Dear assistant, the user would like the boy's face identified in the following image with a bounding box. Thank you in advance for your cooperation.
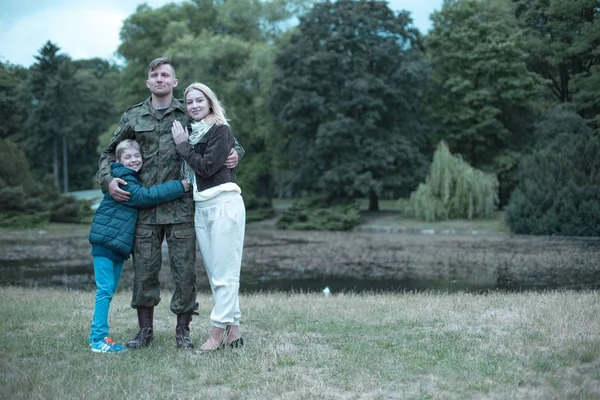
[118,148,143,172]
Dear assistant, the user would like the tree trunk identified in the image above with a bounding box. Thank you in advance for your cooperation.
[62,136,69,193]
[368,190,379,212]
[53,137,59,188]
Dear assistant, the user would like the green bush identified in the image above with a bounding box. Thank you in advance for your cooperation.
[505,131,600,236]
[0,211,50,229]
[0,186,28,212]
[242,193,275,222]
[401,141,499,221]
[276,196,361,231]
[50,195,94,223]
[0,139,93,226]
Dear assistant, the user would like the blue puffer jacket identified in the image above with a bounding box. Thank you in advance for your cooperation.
[89,162,186,261]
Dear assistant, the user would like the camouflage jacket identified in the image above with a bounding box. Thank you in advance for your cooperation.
[96,97,245,224]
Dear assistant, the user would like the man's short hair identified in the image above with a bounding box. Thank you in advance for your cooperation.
[148,57,176,77]
[115,139,141,161]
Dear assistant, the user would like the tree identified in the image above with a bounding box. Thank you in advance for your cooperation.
[401,141,499,221]
[0,139,33,189]
[505,123,600,236]
[513,0,600,121]
[270,0,429,211]
[68,59,120,190]
[26,42,74,190]
[27,43,119,191]
[0,62,28,141]
[425,0,542,206]
[117,0,308,216]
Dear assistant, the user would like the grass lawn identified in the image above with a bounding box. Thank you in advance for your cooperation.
[1,287,599,399]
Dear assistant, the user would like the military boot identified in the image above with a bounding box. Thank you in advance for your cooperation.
[126,307,154,349]
[175,312,195,349]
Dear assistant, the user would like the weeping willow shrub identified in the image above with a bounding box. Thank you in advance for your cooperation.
[401,141,499,221]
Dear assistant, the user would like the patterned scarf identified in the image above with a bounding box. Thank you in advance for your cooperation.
[180,120,215,184]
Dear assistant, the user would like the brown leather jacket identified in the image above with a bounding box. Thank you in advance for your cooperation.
[175,124,237,192]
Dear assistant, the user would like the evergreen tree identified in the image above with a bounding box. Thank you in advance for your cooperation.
[506,111,600,236]
[26,42,74,190]
[26,43,119,191]
[0,62,28,141]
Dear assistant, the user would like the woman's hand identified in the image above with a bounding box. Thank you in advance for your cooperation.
[172,121,189,145]
[181,179,190,192]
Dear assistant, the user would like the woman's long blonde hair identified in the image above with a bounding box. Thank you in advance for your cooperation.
[184,82,229,126]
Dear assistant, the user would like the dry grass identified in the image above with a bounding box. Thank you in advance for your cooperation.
[1,287,599,399]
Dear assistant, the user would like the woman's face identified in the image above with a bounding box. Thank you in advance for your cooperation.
[186,88,210,121]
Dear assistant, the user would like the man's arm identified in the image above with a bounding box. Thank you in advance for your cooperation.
[233,136,245,161]
[223,136,245,169]
[96,114,133,189]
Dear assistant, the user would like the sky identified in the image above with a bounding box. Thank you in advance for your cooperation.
[0,0,444,68]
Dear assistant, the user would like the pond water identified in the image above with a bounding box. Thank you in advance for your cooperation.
[2,227,599,294]
[1,261,595,294]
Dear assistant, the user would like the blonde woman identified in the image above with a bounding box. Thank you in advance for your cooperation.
[172,83,245,351]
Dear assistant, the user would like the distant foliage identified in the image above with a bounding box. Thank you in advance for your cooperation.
[243,193,276,222]
[505,130,600,237]
[50,195,93,224]
[401,142,499,221]
[0,138,93,228]
[276,197,362,231]
[270,0,429,211]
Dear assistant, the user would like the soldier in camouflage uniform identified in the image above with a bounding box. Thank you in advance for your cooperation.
[96,58,244,350]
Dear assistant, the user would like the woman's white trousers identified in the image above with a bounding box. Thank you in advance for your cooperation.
[194,191,245,328]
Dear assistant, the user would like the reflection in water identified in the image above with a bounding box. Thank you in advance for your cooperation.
[240,277,499,294]
[1,263,596,294]
[2,230,600,294]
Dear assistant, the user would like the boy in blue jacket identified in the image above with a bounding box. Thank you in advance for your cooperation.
[88,139,190,353]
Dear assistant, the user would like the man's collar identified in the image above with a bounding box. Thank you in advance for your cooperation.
[140,96,185,115]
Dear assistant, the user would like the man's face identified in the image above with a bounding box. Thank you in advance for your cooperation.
[146,64,178,98]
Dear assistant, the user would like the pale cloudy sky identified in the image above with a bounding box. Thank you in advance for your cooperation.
[0,0,443,68]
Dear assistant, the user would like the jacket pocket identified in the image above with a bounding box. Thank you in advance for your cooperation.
[133,124,157,155]
[171,223,196,260]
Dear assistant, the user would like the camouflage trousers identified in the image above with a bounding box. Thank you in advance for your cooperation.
[131,222,198,315]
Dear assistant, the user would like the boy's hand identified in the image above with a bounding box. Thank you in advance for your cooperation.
[108,178,130,202]
[224,149,239,169]
[181,179,190,192]
[172,121,189,145]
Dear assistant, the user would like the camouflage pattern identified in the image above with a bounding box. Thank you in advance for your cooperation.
[131,223,198,314]
[96,97,193,224]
